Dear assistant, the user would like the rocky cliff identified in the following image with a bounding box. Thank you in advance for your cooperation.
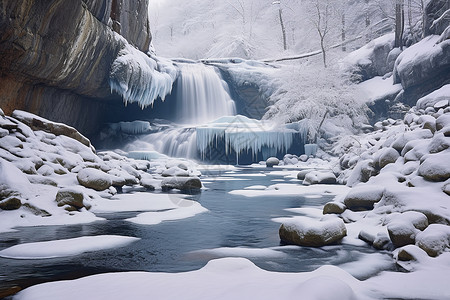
[0,0,152,137]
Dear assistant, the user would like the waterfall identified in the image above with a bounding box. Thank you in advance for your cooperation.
[175,63,236,125]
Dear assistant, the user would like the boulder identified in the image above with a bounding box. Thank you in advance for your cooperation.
[77,168,112,191]
[297,169,312,180]
[161,177,202,191]
[377,147,400,169]
[343,185,385,211]
[279,216,347,247]
[418,151,450,181]
[303,171,336,185]
[55,188,88,210]
[415,224,450,257]
[0,197,22,210]
[323,201,346,215]
[162,166,190,177]
[387,222,418,248]
[436,114,450,131]
[266,157,280,167]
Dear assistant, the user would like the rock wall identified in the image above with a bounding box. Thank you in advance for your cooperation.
[424,0,450,36]
[0,0,151,137]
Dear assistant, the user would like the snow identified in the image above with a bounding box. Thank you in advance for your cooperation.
[126,200,208,225]
[0,235,139,259]
[230,182,349,198]
[14,257,369,300]
[109,41,177,108]
[416,84,450,109]
[187,247,287,260]
[357,76,402,104]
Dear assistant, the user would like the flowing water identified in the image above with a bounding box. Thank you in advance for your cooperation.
[0,167,393,295]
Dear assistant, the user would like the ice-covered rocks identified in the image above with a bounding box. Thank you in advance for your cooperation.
[77,168,112,191]
[279,216,347,247]
[161,176,202,191]
[303,171,336,185]
[343,185,384,211]
[266,157,279,167]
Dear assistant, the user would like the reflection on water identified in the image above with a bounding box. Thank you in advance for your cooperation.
[0,168,392,294]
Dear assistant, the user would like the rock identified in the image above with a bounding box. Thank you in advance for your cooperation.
[373,233,392,250]
[378,147,400,169]
[140,173,159,191]
[0,108,4,117]
[162,166,190,177]
[0,197,22,210]
[303,171,336,185]
[161,177,202,191]
[55,188,87,210]
[343,185,385,211]
[299,154,308,162]
[12,111,93,149]
[418,115,437,133]
[283,154,298,165]
[418,151,450,181]
[37,165,54,176]
[436,114,450,131]
[27,175,58,187]
[108,169,138,186]
[0,128,8,138]
[297,169,312,180]
[387,222,418,248]
[279,216,347,247]
[444,182,450,196]
[22,203,51,217]
[415,224,450,257]
[323,202,346,214]
[266,157,280,167]
[396,245,429,263]
[77,168,112,191]
[428,132,450,153]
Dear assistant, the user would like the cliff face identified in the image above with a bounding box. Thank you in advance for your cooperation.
[0,0,151,137]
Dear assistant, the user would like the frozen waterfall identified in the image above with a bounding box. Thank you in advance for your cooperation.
[175,63,236,125]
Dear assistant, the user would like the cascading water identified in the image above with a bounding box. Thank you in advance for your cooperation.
[175,63,236,125]
[119,62,237,159]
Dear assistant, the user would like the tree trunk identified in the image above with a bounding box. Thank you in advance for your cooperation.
[279,8,287,50]
[320,36,327,68]
[342,13,346,51]
[395,0,405,49]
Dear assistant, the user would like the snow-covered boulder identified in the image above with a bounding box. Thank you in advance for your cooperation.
[418,151,450,181]
[77,168,112,191]
[415,224,450,257]
[0,197,22,210]
[55,188,90,211]
[303,171,336,185]
[297,169,312,180]
[436,113,450,131]
[0,158,32,205]
[161,176,202,191]
[140,173,159,191]
[323,201,347,215]
[375,147,400,169]
[279,216,347,247]
[12,110,92,149]
[344,185,385,211]
[266,157,280,168]
[342,33,395,82]
[161,166,190,177]
[416,85,450,110]
[393,35,450,105]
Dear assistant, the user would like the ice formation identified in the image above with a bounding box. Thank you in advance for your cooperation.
[175,62,236,125]
[110,42,178,108]
[196,115,298,161]
[109,121,152,134]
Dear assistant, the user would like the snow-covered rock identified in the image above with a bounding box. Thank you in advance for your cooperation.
[161,166,190,177]
[279,216,347,247]
[161,176,202,191]
[323,201,347,215]
[303,171,336,185]
[344,185,385,211]
[55,188,90,211]
[418,151,450,181]
[415,224,450,257]
[76,168,112,191]
[265,157,279,167]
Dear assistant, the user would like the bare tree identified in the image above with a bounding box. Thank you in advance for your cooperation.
[395,0,405,49]
[310,0,333,68]
[272,1,287,51]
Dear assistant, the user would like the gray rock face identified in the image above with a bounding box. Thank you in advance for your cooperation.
[424,0,450,36]
[0,0,151,136]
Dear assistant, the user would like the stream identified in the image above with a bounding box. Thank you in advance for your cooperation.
[0,167,394,295]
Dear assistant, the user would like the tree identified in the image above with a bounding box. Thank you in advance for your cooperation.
[395,0,405,49]
[272,1,287,51]
[309,0,333,68]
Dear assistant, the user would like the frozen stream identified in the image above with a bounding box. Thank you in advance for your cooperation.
[0,167,394,293]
